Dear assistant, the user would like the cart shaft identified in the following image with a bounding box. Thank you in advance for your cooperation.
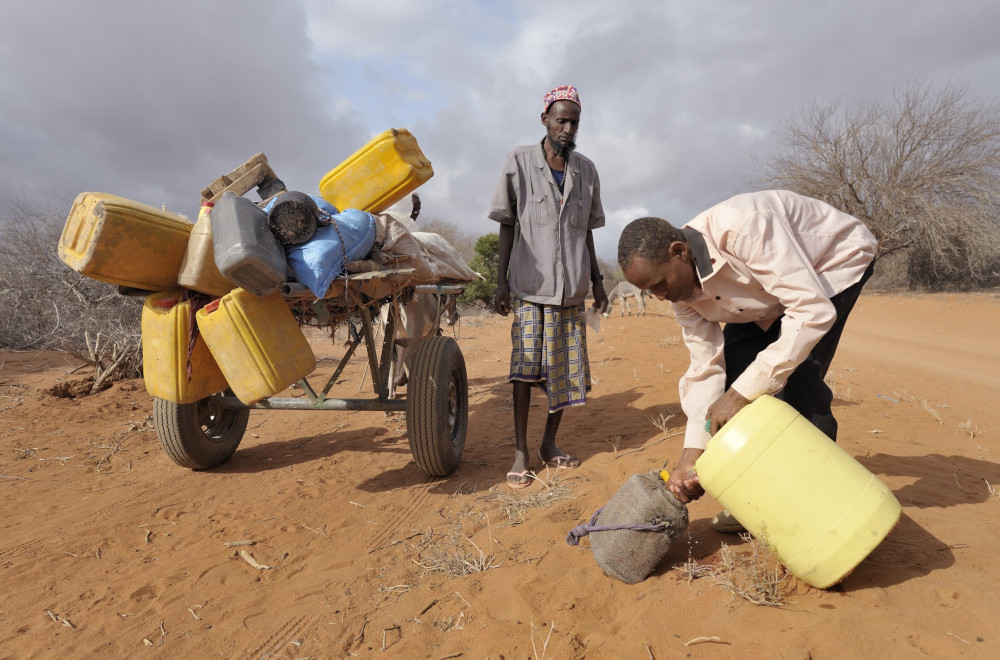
[216,395,406,412]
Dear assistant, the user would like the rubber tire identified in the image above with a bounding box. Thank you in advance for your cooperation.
[406,335,468,476]
[153,393,249,469]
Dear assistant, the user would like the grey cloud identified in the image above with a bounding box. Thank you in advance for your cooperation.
[3,0,999,266]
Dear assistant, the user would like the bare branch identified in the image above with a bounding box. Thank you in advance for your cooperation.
[759,81,1000,289]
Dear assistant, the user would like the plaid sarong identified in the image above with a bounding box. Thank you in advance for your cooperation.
[509,299,591,412]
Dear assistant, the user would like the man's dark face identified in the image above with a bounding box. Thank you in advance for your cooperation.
[542,100,580,159]
[623,246,698,304]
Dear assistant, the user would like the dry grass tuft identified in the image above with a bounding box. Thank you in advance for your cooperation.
[530,618,554,660]
[985,480,1000,503]
[680,534,792,607]
[958,419,979,440]
[824,376,853,402]
[920,399,943,425]
[680,552,716,582]
[482,474,574,525]
[649,411,676,435]
[413,524,501,577]
[64,330,143,394]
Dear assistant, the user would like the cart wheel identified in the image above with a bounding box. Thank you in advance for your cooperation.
[153,392,249,469]
[406,335,468,476]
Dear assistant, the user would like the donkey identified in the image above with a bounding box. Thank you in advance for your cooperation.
[381,292,460,393]
[604,281,648,317]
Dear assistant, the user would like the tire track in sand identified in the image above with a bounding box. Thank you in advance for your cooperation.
[243,613,320,660]
[364,477,437,554]
[0,473,191,564]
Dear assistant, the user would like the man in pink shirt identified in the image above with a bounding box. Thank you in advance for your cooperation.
[618,190,877,532]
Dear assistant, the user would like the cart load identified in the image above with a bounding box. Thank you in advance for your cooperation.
[57,129,476,477]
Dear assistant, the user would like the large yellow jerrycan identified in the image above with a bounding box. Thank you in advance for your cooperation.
[695,395,901,588]
[318,128,433,214]
[58,192,193,290]
[141,291,229,404]
[195,288,315,405]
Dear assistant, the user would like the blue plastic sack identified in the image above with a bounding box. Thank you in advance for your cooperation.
[284,208,376,297]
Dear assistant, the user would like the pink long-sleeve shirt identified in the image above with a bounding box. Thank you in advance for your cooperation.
[673,190,877,450]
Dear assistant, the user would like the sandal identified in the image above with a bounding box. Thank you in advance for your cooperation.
[710,509,746,534]
[537,450,580,469]
[506,470,532,489]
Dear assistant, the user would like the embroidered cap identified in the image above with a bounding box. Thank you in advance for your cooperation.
[543,85,581,112]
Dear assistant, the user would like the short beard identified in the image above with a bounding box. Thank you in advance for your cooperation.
[546,134,576,160]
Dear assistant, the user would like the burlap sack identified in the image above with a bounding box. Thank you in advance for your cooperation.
[411,231,481,283]
[576,470,689,584]
[368,214,481,285]
[369,213,435,282]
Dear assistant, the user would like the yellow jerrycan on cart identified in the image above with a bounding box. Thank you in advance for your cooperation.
[695,395,901,588]
[318,128,433,214]
[195,288,316,406]
[141,291,229,404]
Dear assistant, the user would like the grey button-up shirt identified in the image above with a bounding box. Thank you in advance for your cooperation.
[488,140,605,306]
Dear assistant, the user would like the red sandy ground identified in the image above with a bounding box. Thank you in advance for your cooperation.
[1,292,999,659]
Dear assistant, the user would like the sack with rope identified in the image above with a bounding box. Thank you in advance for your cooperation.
[284,208,376,297]
[369,212,435,282]
[411,231,481,283]
[566,470,689,584]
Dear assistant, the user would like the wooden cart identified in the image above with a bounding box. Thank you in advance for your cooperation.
[152,269,469,477]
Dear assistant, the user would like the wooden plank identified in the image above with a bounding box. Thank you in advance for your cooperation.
[200,153,278,203]
[201,163,268,204]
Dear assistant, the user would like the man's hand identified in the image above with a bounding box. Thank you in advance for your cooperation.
[493,280,511,316]
[707,389,751,434]
[592,280,609,315]
[665,447,705,504]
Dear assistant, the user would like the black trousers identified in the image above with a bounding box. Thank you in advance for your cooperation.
[723,262,875,442]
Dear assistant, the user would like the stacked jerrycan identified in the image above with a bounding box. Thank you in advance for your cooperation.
[695,395,902,588]
[57,183,314,406]
[318,128,433,213]
[58,192,194,291]
[141,291,228,404]
[57,129,433,408]
[177,202,233,298]
[194,289,315,405]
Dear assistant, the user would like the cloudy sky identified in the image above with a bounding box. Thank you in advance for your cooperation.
[2,0,998,263]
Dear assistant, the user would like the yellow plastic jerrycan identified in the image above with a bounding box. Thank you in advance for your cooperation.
[695,395,901,588]
[141,291,229,404]
[177,202,236,298]
[195,288,316,405]
[59,191,193,290]
[318,128,433,214]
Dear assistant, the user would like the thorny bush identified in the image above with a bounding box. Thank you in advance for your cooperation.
[0,199,143,387]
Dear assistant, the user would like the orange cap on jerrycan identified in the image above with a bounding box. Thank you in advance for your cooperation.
[694,395,901,588]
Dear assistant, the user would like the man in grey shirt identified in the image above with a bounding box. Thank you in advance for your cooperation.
[488,85,609,489]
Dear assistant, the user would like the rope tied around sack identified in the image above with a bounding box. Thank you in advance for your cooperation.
[565,506,671,546]
[325,214,352,306]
